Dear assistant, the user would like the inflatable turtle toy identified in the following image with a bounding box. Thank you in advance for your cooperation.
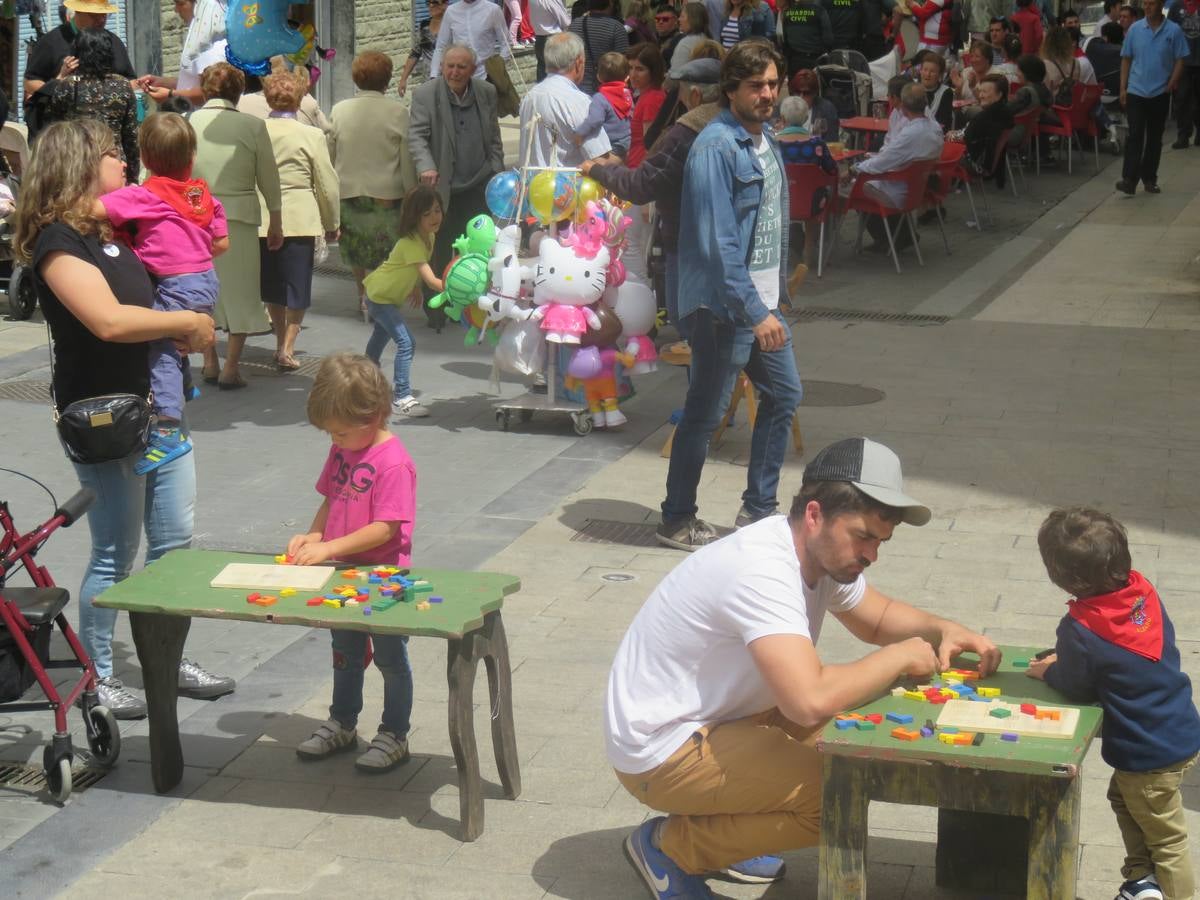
[428,253,491,323]
[452,215,498,257]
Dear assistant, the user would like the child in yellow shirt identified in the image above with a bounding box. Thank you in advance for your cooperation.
[363,185,444,419]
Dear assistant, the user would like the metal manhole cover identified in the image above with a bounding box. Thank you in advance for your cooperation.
[0,762,107,793]
[571,520,659,547]
[0,380,51,403]
[313,263,355,280]
[800,380,885,408]
[791,307,949,326]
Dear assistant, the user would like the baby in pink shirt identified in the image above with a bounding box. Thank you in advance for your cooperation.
[95,112,229,475]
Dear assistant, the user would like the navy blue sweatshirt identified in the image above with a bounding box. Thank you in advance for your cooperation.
[1044,597,1200,772]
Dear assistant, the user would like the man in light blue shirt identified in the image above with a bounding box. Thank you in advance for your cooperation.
[1116,0,1190,193]
[659,42,802,552]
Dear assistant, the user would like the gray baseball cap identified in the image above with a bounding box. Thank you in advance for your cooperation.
[668,57,722,84]
[802,437,931,526]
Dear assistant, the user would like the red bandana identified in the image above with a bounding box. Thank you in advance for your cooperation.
[142,174,215,229]
[598,81,634,119]
[1067,570,1164,662]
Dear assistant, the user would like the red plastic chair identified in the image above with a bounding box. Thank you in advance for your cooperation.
[923,142,965,255]
[1010,108,1043,177]
[836,159,938,274]
[1040,81,1104,173]
[785,162,838,278]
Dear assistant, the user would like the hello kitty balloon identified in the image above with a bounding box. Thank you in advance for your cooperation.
[609,281,658,375]
[531,238,608,344]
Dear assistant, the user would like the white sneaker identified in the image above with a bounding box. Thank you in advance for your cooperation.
[392,396,430,418]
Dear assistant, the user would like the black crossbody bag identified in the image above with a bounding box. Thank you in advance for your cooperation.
[46,328,155,465]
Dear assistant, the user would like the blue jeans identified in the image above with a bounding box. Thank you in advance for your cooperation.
[329,630,413,737]
[365,300,415,400]
[150,271,218,420]
[662,308,803,522]
[71,448,196,678]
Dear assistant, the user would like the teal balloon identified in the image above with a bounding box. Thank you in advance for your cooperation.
[486,170,522,220]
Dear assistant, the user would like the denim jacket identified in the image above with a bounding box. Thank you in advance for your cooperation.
[677,108,790,327]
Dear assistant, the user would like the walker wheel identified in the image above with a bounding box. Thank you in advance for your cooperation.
[85,705,121,767]
[44,752,72,804]
[571,412,593,436]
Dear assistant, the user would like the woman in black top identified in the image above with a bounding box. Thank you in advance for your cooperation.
[46,28,139,182]
[14,119,233,720]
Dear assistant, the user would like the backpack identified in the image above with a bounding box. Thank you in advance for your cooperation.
[1051,59,1077,107]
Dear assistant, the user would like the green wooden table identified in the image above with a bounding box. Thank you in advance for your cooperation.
[93,549,521,841]
[816,647,1102,899]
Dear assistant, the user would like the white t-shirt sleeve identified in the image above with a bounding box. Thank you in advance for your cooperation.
[721,561,812,646]
[822,573,867,614]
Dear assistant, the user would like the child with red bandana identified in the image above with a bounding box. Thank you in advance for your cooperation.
[94,112,229,475]
[1029,508,1200,900]
[571,52,633,159]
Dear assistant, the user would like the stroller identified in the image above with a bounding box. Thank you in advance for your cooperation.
[0,143,34,321]
[815,50,874,120]
[0,482,120,802]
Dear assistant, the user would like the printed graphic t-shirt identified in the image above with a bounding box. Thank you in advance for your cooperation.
[316,435,416,566]
[749,136,782,312]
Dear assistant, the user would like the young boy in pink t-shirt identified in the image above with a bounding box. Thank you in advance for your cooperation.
[96,112,229,475]
[287,353,418,773]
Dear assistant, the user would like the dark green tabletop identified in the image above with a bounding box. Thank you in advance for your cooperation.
[93,549,520,639]
[817,647,1102,778]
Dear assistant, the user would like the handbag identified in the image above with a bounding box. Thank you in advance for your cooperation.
[46,329,154,464]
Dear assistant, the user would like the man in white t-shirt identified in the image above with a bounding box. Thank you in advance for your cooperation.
[141,0,228,108]
[605,437,1001,899]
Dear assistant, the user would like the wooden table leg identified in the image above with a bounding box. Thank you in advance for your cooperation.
[481,611,521,800]
[1026,775,1082,900]
[818,754,869,900]
[447,629,484,842]
[129,611,189,794]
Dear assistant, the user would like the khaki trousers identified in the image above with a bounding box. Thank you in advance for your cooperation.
[615,708,824,874]
[1109,752,1198,900]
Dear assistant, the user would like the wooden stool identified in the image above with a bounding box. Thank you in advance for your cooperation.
[659,344,804,459]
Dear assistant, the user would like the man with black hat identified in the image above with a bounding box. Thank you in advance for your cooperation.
[581,57,722,328]
[605,437,1000,898]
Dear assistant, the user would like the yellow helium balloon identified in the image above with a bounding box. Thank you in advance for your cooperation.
[528,171,558,223]
[573,176,604,222]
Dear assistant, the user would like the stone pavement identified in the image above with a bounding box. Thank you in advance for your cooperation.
[0,146,1198,898]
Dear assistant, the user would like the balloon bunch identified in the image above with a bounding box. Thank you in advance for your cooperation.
[224,0,334,83]
[484,168,605,225]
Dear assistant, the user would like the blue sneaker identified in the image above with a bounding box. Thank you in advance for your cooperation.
[1116,875,1163,900]
[624,817,714,899]
[134,426,193,476]
[717,854,786,884]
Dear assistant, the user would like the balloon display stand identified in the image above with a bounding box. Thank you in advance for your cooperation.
[493,347,593,436]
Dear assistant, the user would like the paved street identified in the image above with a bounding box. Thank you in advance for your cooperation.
[0,144,1197,898]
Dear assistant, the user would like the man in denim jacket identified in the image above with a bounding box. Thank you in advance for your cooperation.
[656,41,804,552]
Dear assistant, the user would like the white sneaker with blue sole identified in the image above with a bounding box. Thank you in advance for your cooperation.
[1116,874,1163,900]
[717,854,786,884]
[624,817,714,899]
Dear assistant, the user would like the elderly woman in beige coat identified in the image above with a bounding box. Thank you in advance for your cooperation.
[191,62,283,390]
[330,50,418,320]
[259,71,339,370]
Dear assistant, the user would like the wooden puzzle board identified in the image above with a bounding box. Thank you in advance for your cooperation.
[210,563,333,591]
[936,699,1079,739]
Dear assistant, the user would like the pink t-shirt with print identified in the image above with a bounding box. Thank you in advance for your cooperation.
[100,184,228,277]
[315,435,416,566]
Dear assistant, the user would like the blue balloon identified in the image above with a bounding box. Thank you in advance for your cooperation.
[486,169,523,220]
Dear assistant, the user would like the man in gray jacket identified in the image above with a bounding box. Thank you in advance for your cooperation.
[408,44,505,324]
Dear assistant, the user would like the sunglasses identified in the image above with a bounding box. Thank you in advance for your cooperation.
[655,14,675,20]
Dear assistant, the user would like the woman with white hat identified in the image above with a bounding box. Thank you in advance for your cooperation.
[23,0,136,117]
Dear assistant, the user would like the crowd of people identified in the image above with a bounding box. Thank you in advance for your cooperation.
[10,2,1200,897]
